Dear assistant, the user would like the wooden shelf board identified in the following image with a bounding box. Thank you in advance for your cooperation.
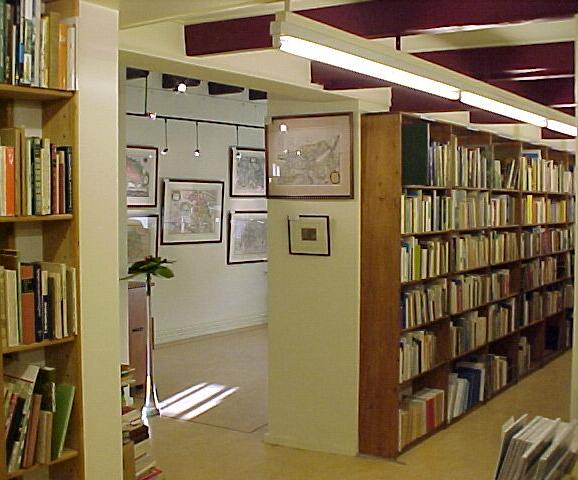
[448,401,484,425]
[490,258,520,268]
[518,320,544,333]
[491,189,519,194]
[6,449,78,479]
[399,361,447,386]
[452,265,490,276]
[0,84,73,102]
[450,344,487,362]
[401,316,449,334]
[0,214,73,223]
[401,230,451,238]
[523,276,573,294]
[488,382,516,399]
[398,422,446,455]
[3,336,76,355]
[401,272,449,286]
[491,224,520,231]
[448,293,522,318]
[542,349,569,365]
[488,330,518,345]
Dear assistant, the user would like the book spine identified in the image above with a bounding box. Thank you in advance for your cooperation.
[32,263,42,341]
[57,21,66,90]
[19,263,34,344]
[58,150,64,214]
[5,145,14,216]
[41,139,50,215]
[50,143,57,214]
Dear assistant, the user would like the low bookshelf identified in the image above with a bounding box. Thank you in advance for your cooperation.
[360,113,575,458]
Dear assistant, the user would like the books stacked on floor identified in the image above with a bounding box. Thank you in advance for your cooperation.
[450,311,487,357]
[448,359,486,420]
[452,234,489,272]
[4,362,75,473]
[0,1,77,90]
[452,190,489,230]
[491,269,513,299]
[494,415,578,480]
[488,298,516,340]
[0,128,74,216]
[122,407,164,480]
[399,330,437,382]
[400,279,447,330]
[490,195,517,227]
[0,249,77,348]
[449,273,491,314]
[398,387,445,450]
[400,237,449,282]
[491,231,519,264]
[487,354,509,395]
[517,337,532,376]
[400,190,452,234]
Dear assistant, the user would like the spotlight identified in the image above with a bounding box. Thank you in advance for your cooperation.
[147,112,157,120]
[175,82,187,93]
[236,151,242,160]
[161,147,169,155]
[194,148,201,158]
[280,123,288,132]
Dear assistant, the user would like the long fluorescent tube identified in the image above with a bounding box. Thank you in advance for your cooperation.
[546,119,577,137]
[460,91,547,127]
[279,35,460,100]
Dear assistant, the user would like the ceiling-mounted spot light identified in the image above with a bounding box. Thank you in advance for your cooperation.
[161,119,169,155]
[193,121,201,158]
[175,82,187,93]
[235,126,242,160]
[280,123,288,133]
[144,76,157,120]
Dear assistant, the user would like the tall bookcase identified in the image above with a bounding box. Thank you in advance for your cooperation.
[0,1,82,478]
[360,112,575,458]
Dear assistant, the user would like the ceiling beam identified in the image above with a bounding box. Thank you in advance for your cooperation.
[208,81,245,95]
[161,73,201,89]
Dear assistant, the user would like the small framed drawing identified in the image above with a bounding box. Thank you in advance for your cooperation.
[161,179,224,245]
[230,147,266,197]
[227,211,267,264]
[267,113,353,198]
[126,146,158,207]
[288,215,331,256]
[127,215,159,264]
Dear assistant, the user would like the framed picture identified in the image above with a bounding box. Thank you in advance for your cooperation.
[266,113,353,198]
[230,147,266,197]
[127,215,159,264]
[288,215,331,256]
[127,146,158,207]
[161,179,224,245]
[227,211,267,264]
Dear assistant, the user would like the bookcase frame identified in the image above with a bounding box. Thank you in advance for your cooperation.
[360,112,575,458]
[0,1,82,478]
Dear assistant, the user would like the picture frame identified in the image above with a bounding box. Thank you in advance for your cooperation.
[266,113,353,199]
[227,211,267,264]
[161,179,224,245]
[288,215,331,256]
[126,145,158,207]
[230,147,266,197]
[127,214,159,264]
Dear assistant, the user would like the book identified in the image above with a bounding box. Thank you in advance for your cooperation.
[34,366,56,413]
[22,393,41,468]
[35,410,52,465]
[19,263,35,344]
[51,383,75,459]
[402,124,429,186]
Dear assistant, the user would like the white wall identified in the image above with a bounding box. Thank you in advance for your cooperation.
[124,73,268,343]
[266,99,361,455]
[79,2,122,479]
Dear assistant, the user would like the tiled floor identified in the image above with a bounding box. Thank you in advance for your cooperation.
[147,326,571,480]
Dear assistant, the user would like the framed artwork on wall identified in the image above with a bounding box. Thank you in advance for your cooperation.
[126,146,158,207]
[161,179,224,245]
[227,211,267,264]
[230,147,266,197]
[127,214,159,264]
[288,215,331,256]
[266,113,353,199]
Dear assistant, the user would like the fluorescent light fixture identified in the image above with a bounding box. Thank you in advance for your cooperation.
[546,119,577,137]
[460,91,547,127]
[278,35,460,100]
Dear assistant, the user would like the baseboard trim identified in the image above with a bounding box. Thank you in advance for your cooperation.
[264,432,358,457]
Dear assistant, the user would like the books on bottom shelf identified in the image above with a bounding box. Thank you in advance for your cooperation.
[122,407,164,480]
[4,361,75,473]
[494,415,578,480]
[398,387,445,451]
[0,249,78,349]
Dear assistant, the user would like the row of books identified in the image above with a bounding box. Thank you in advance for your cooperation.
[494,415,578,480]
[0,249,77,348]
[400,279,446,330]
[4,362,74,473]
[448,360,486,420]
[491,231,519,265]
[453,234,489,272]
[521,227,573,258]
[0,0,77,89]
[522,256,563,291]
[398,387,445,450]
[519,150,575,194]
[0,128,73,217]
[449,273,491,315]
[122,407,164,480]
[450,311,487,357]
[399,330,437,382]
[400,237,449,283]
[521,283,572,327]
[488,298,516,340]
[523,196,572,225]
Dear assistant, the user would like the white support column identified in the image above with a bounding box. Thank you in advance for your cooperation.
[571,13,578,420]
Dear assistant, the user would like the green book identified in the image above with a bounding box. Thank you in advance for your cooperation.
[402,123,430,186]
[51,384,75,460]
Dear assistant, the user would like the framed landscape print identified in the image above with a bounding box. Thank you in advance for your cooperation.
[161,179,224,245]
[267,113,353,198]
[127,146,158,207]
[227,211,267,264]
[288,215,331,256]
[127,215,159,264]
[230,147,266,197]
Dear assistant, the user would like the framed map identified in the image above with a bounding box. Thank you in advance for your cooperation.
[127,146,158,207]
[227,211,267,264]
[230,147,266,197]
[267,113,353,198]
[127,215,159,264]
[161,179,224,245]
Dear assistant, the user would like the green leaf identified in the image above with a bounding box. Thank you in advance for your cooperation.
[154,266,174,278]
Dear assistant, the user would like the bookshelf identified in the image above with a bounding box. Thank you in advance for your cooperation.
[360,113,575,458]
[0,1,82,478]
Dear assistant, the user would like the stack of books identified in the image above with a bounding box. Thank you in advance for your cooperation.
[517,337,532,376]
[399,330,437,382]
[4,362,75,473]
[491,269,512,299]
[448,273,491,315]
[488,298,516,340]
[122,407,164,480]
[0,128,73,217]
[0,1,77,90]
[398,387,445,450]
[0,249,77,348]
[400,237,449,282]
[452,234,490,272]
[400,279,447,330]
[491,231,519,264]
[450,311,487,357]
[490,195,517,226]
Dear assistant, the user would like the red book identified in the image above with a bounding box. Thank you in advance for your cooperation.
[20,264,36,345]
[4,146,14,216]
[22,394,42,468]
[4,393,18,440]
[426,397,435,432]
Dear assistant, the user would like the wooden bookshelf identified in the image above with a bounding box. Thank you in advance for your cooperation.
[360,112,575,458]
